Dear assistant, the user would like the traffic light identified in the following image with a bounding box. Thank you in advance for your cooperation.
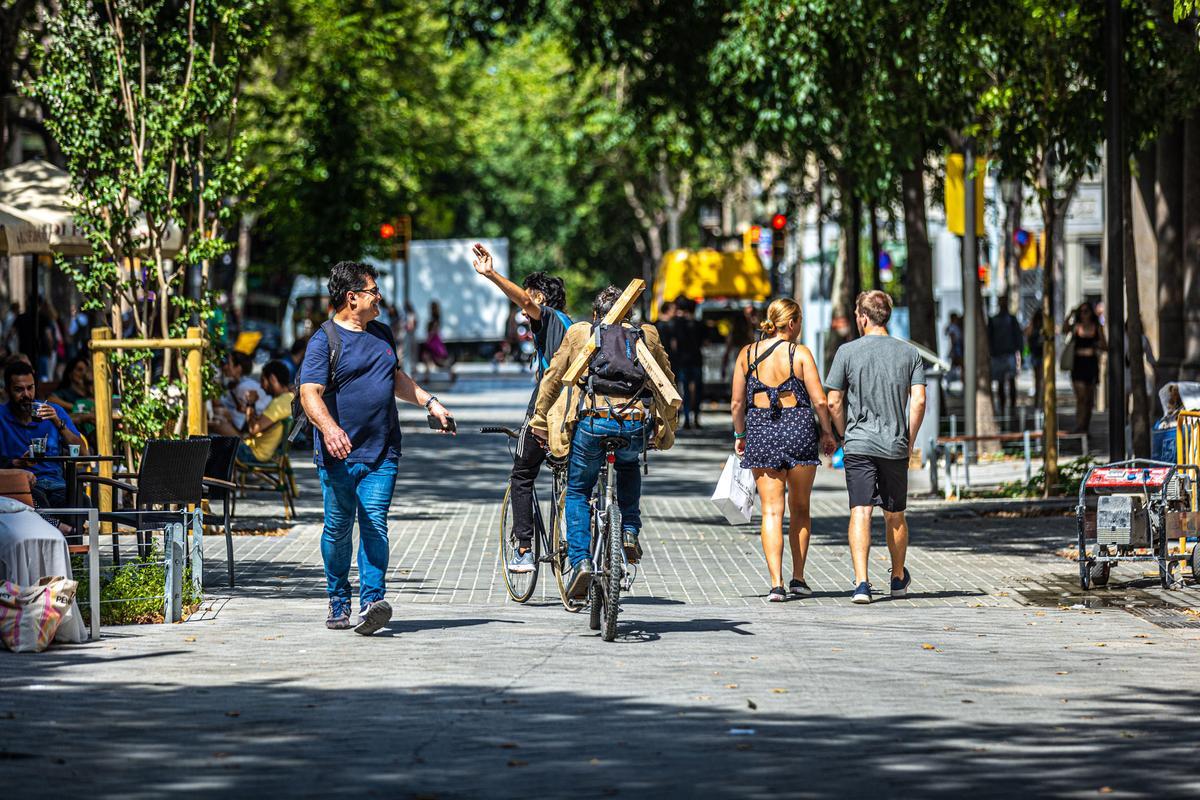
[770,215,786,295]
[379,222,396,240]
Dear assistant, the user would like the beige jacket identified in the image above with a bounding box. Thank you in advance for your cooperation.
[531,321,678,457]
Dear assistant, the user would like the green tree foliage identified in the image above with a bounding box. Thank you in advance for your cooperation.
[31,0,267,446]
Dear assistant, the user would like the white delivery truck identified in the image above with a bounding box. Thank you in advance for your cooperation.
[282,238,511,349]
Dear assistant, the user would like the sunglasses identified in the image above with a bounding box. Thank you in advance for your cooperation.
[355,286,382,299]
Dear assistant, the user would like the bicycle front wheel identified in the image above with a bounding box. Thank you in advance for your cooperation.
[498,486,539,603]
[550,484,582,613]
[602,506,623,642]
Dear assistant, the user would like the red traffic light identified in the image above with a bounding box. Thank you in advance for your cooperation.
[379,222,396,240]
[771,213,787,231]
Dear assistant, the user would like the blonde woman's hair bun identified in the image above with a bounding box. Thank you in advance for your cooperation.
[759,319,777,334]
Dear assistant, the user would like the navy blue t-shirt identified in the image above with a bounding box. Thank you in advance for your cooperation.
[299,322,402,467]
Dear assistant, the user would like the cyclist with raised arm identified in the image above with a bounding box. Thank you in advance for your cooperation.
[530,285,678,599]
[472,243,572,574]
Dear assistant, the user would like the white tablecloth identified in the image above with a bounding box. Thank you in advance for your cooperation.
[0,497,87,643]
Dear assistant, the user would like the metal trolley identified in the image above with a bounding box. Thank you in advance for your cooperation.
[1076,459,1200,590]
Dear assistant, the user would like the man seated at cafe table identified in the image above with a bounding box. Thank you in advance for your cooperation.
[239,359,294,463]
[0,360,86,508]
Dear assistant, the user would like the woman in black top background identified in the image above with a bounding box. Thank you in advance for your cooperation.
[1066,301,1106,435]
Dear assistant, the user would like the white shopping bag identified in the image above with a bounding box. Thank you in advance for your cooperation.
[711,455,756,525]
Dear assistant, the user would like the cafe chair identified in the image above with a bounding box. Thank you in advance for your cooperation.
[76,438,211,559]
[234,418,297,521]
[193,435,239,587]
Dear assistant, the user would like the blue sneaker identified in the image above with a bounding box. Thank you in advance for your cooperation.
[326,599,352,630]
[890,568,911,598]
[509,548,535,573]
[851,581,872,604]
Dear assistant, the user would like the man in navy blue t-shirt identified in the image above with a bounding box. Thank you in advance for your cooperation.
[471,244,570,574]
[299,261,455,635]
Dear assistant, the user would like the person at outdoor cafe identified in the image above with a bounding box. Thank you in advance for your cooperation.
[0,360,86,508]
[239,360,295,463]
[210,350,270,437]
[47,355,96,440]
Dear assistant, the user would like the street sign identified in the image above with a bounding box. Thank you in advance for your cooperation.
[757,228,773,265]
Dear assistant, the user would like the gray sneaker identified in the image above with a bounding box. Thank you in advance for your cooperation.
[326,599,352,630]
[354,599,393,635]
[509,548,535,573]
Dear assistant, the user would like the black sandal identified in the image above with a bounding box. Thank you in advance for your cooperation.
[767,586,787,602]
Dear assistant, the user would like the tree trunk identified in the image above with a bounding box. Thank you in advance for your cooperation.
[1039,175,1060,495]
[901,162,935,351]
[1156,123,1185,382]
[848,192,862,305]
[971,263,999,449]
[868,204,881,291]
[233,211,255,321]
[1125,161,1152,457]
[1182,111,1200,380]
[825,176,857,369]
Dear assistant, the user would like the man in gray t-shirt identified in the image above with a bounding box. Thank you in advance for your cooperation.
[825,291,926,605]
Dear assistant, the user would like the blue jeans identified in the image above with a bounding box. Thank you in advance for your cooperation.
[317,457,398,608]
[565,416,646,566]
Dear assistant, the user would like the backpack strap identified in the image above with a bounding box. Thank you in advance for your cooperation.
[320,319,343,392]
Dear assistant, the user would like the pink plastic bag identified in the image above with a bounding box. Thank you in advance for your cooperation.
[0,577,78,653]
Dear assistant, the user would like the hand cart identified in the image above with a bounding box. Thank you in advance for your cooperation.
[1076,459,1200,590]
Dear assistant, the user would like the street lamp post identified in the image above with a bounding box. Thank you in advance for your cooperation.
[962,140,978,448]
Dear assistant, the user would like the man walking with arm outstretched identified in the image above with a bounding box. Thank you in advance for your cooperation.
[825,290,926,604]
[471,244,571,573]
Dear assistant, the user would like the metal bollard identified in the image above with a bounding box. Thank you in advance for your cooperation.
[950,415,958,438]
[189,508,204,595]
[164,523,184,624]
[1019,405,1026,431]
[1024,430,1032,483]
[929,438,939,496]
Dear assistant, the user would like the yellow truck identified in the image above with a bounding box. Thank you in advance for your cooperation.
[652,248,772,399]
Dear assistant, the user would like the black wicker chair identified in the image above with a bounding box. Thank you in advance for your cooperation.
[195,435,240,587]
[77,438,211,559]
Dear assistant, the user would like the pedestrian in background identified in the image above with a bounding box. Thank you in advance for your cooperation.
[825,290,926,605]
[945,312,964,382]
[988,305,1024,424]
[668,296,705,429]
[1065,301,1105,435]
[1025,307,1044,405]
[731,298,836,602]
[299,260,455,635]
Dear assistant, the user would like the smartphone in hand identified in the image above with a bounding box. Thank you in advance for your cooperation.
[427,414,457,433]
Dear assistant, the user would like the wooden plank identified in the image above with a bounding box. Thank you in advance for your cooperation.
[634,339,682,409]
[562,279,646,385]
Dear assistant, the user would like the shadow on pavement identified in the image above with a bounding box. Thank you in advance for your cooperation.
[0,679,1193,797]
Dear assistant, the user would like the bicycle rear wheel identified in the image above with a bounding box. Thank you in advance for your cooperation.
[498,486,539,603]
[601,506,623,642]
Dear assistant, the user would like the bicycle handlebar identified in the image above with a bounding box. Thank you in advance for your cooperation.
[479,426,519,439]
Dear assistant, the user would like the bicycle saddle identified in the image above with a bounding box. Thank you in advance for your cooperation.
[599,435,631,452]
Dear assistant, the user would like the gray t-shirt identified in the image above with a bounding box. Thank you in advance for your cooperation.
[824,335,926,459]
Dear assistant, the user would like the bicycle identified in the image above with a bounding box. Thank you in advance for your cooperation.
[482,426,580,611]
[586,434,638,642]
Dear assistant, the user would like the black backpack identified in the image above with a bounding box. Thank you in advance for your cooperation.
[587,323,649,398]
[289,319,396,443]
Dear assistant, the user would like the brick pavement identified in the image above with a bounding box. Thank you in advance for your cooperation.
[6,377,1200,797]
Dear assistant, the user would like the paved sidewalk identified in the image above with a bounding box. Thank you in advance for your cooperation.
[4,377,1200,798]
